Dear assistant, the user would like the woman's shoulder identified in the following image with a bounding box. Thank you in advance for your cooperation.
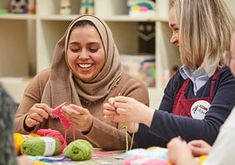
[219,66,233,77]
[166,70,185,90]
[27,68,51,89]
[216,66,235,83]
[36,68,51,79]
[120,73,147,89]
[33,69,50,81]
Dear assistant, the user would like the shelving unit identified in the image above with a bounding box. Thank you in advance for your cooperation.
[1,0,234,108]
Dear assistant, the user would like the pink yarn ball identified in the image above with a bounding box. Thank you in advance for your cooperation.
[36,128,67,151]
[144,159,169,165]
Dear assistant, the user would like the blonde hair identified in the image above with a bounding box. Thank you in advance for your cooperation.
[173,0,235,71]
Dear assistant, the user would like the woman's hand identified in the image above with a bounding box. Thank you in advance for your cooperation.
[25,103,52,128]
[61,104,93,133]
[103,97,122,122]
[188,140,212,157]
[104,96,154,127]
[167,137,196,165]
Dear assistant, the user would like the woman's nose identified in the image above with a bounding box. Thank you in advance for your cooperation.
[79,49,89,59]
[170,34,178,44]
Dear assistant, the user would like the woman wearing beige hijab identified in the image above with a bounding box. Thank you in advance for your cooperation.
[14,15,149,150]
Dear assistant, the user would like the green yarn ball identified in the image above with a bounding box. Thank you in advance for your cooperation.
[21,137,61,156]
[64,139,93,161]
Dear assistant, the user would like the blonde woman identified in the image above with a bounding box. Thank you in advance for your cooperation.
[168,32,235,165]
[104,0,235,148]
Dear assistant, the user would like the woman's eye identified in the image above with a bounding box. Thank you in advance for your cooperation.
[70,47,80,52]
[89,48,99,53]
[174,28,179,32]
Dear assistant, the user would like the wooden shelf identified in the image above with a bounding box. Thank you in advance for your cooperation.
[0,14,36,20]
[39,14,168,22]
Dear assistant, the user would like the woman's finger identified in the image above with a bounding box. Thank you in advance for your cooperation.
[114,96,129,103]
[103,109,117,115]
[68,104,87,114]
[35,103,52,115]
[116,107,128,115]
[108,97,115,105]
[62,106,80,116]
[103,103,116,111]
[26,116,40,127]
[29,112,44,122]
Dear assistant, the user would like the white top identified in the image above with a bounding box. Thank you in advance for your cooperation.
[203,107,235,165]
[179,65,215,95]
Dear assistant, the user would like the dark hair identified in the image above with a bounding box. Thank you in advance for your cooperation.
[72,20,95,30]
[68,20,97,43]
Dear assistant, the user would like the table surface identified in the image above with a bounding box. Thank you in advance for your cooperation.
[31,149,126,165]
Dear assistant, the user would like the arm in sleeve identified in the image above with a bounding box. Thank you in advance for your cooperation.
[136,68,235,147]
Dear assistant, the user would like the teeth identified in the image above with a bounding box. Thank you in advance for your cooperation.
[78,64,92,68]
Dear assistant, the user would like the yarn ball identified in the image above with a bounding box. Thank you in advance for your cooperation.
[33,161,47,165]
[196,155,208,165]
[13,133,39,155]
[36,128,67,151]
[21,137,61,156]
[64,139,93,161]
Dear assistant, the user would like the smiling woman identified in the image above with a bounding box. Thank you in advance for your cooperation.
[67,21,105,82]
[14,15,149,151]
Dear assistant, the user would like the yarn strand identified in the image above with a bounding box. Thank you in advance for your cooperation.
[125,122,135,151]
[73,128,76,141]
[125,122,129,151]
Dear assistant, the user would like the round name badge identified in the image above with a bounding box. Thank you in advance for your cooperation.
[190,100,211,119]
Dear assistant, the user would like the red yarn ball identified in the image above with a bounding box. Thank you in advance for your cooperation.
[36,128,67,151]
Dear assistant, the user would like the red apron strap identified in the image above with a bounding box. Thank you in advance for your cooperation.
[209,68,221,97]
[175,78,190,100]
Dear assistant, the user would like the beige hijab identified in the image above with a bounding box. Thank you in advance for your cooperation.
[41,15,122,108]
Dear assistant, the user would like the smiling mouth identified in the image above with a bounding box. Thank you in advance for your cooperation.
[78,64,92,68]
